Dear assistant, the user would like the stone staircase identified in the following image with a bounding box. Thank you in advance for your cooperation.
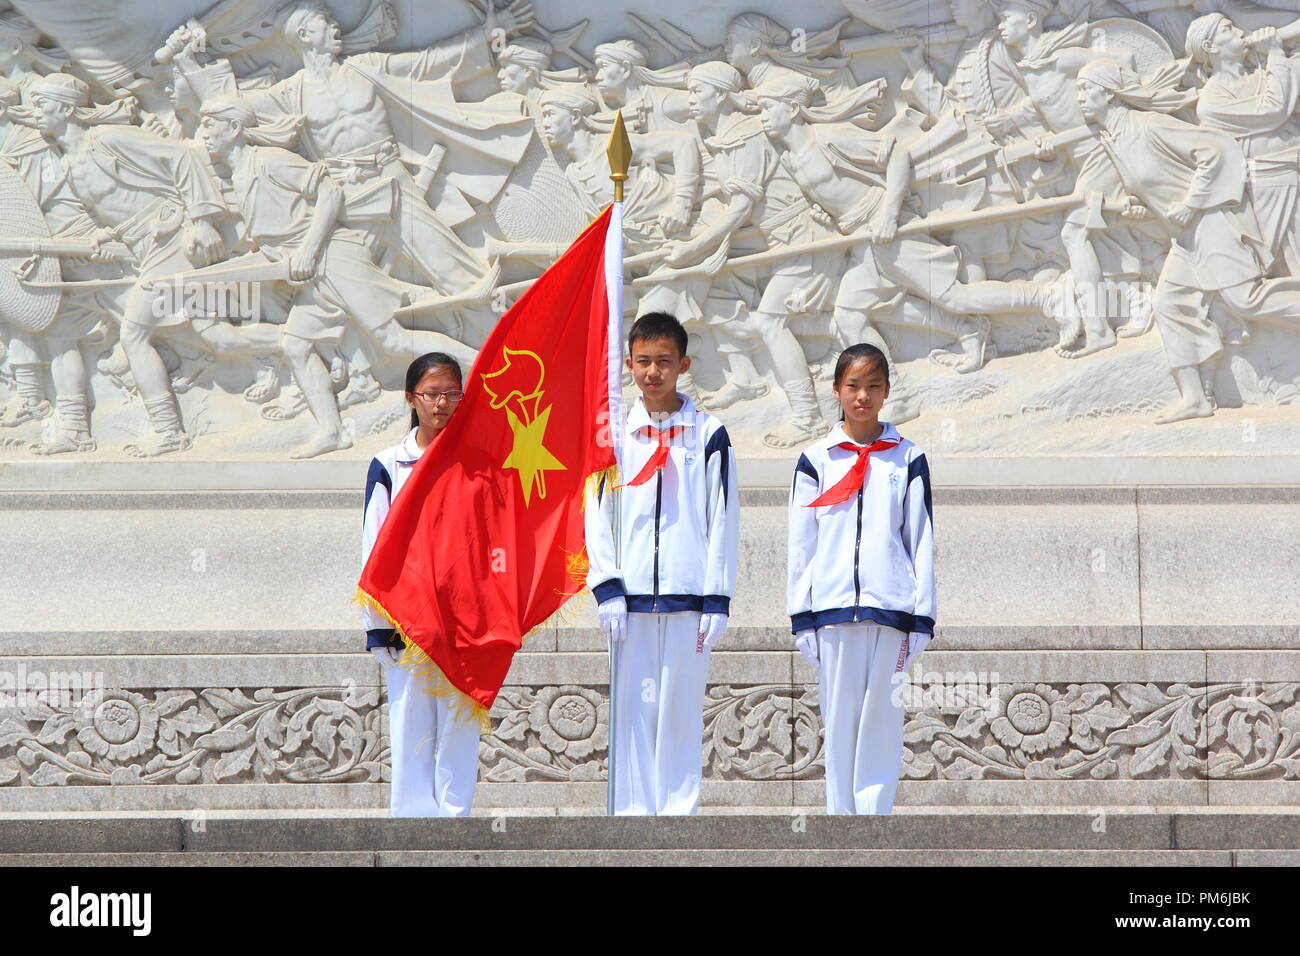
[1,809,1297,866]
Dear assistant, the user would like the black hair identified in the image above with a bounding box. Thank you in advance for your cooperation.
[405,352,463,428]
[628,311,688,359]
[832,344,889,422]
[833,343,889,388]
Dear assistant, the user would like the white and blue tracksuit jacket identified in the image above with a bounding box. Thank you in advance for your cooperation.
[360,427,424,650]
[787,421,936,638]
[584,393,740,615]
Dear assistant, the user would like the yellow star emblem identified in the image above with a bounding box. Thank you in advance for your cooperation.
[501,403,566,505]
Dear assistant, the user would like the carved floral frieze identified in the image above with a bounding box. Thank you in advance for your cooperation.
[4,680,1296,786]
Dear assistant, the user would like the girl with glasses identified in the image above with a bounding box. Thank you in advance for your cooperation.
[360,352,479,816]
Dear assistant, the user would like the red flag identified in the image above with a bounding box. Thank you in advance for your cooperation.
[358,207,618,726]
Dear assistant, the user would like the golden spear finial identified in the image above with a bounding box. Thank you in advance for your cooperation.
[607,110,631,203]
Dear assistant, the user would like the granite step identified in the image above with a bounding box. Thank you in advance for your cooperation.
[5,848,1287,866]
[1,809,1296,858]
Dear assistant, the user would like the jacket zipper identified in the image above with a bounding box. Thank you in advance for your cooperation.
[652,469,663,611]
[853,483,863,619]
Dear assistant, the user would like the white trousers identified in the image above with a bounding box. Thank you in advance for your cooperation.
[818,623,907,815]
[610,611,711,815]
[385,664,480,817]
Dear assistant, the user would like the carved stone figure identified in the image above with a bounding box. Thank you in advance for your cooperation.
[651,61,836,447]
[538,85,700,244]
[485,38,589,243]
[0,76,121,454]
[1188,14,1300,273]
[988,0,1157,358]
[32,73,278,457]
[754,78,1051,383]
[238,3,530,311]
[725,13,859,104]
[1076,57,1300,422]
[0,12,92,443]
[593,39,692,136]
[896,0,1035,282]
[0,1,1299,460]
[197,95,463,458]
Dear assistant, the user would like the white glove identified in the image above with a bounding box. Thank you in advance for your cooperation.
[696,612,727,653]
[904,632,930,667]
[371,646,400,667]
[794,629,819,669]
[597,596,627,643]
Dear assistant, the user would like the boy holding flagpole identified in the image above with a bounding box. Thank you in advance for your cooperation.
[359,130,627,818]
[585,311,740,815]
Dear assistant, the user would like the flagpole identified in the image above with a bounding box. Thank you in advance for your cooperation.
[605,111,630,817]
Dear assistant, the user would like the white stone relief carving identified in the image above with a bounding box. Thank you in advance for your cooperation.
[4,680,1297,787]
[0,685,390,785]
[3,0,1300,460]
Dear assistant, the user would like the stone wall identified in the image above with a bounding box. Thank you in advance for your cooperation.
[4,478,1296,811]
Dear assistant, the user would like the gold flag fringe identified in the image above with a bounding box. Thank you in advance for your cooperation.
[549,462,615,625]
[580,463,619,514]
[353,588,492,734]
[563,545,590,595]
[537,546,587,629]
[354,462,617,733]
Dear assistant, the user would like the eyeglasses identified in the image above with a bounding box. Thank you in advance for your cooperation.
[412,389,463,404]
